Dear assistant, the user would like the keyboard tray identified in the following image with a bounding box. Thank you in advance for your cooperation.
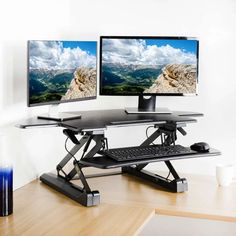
[79,148,220,169]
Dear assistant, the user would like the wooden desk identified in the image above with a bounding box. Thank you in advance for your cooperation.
[0,179,154,236]
[1,169,236,236]
[85,169,236,222]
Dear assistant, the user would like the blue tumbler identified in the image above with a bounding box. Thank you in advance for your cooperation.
[0,165,13,216]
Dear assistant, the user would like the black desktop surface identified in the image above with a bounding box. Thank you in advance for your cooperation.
[16,118,58,129]
[17,109,201,132]
[59,109,200,132]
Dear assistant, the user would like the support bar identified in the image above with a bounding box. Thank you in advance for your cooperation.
[122,166,188,192]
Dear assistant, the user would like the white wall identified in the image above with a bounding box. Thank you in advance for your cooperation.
[0,0,236,189]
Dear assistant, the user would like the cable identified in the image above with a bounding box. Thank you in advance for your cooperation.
[64,137,77,162]
[165,171,171,180]
[145,125,157,145]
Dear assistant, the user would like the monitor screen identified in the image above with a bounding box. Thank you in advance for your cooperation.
[100,36,199,96]
[28,40,97,107]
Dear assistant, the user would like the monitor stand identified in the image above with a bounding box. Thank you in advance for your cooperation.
[125,95,172,114]
[37,104,81,122]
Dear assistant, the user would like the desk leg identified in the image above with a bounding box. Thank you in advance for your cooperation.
[40,132,104,207]
[122,161,188,193]
[40,173,100,206]
[122,123,188,192]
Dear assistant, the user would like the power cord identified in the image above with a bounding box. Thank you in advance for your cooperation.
[64,137,77,162]
[165,171,171,180]
[145,125,157,145]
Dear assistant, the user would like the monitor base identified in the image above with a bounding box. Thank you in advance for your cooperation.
[125,107,172,114]
[37,112,81,122]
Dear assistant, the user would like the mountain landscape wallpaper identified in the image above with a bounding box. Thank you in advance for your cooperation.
[28,40,97,105]
[101,38,198,95]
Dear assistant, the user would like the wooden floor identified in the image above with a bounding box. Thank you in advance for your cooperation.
[1,168,236,236]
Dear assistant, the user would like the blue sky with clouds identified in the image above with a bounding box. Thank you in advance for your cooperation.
[29,41,97,70]
[102,38,198,65]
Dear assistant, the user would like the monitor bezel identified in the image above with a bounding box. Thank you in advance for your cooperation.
[99,36,199,97]
[27,40,97,107]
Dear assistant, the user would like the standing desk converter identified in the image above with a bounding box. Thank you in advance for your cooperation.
[18,109,220,207]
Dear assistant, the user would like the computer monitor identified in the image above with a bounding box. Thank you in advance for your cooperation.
[28,40,97,121]
[100,36,199,113]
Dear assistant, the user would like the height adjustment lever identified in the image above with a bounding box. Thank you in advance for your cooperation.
[63,129,80,145]
[177,127,187,136]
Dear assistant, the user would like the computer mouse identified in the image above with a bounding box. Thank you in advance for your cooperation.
[190,142,210,152]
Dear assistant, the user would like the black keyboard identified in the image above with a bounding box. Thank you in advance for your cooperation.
[99,144,196,162]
